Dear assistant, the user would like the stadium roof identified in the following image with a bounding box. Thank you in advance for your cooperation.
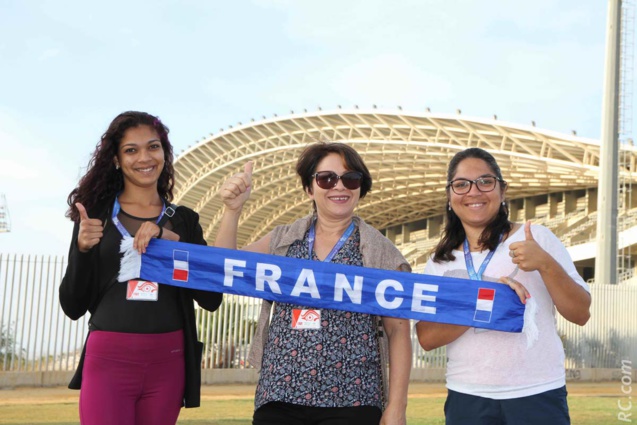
[173,109,637,247]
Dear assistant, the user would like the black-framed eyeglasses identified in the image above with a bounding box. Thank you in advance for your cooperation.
[446,175,505,195]
[313,171,363,190]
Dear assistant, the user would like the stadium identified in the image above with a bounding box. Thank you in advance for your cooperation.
[173,108,631,278]
[1,108,636,385]
[171,108,636,377]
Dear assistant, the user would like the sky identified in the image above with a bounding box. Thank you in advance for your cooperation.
[0,0,624,255]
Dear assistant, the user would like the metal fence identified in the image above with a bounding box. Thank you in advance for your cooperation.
[0,254,87,373]
[1,253,636,374]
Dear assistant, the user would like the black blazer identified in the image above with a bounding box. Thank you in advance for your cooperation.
[59,198,222,407]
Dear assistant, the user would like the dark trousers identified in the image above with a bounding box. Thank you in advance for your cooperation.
[444,386,571,425]
[253,401,383,425]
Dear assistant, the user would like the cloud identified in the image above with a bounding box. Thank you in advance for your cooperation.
[309,53,454,108]
[0,0,615,260]
[38,48,60,61]
[0,113,75,255]
[0,157,38,180]
[240,0,604,138]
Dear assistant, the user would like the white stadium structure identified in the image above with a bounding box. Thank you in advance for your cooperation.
[172,108,637,283]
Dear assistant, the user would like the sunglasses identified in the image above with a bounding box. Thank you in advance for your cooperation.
[312,171,363,190]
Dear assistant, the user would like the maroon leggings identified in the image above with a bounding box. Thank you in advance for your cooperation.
[79,329,185,425]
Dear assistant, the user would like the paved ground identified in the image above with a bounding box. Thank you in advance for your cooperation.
[0,381,620,406]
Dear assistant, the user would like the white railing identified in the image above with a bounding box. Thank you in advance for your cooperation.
[0,254,88,373]
[0,252,446,373]
[2,252,636,376]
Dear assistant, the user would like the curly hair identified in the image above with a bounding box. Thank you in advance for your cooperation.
[66,111,174,222]
[432,147,512,263]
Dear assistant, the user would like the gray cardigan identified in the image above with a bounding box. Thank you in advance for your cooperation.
[247,214,411,404]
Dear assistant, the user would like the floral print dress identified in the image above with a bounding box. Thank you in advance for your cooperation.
[254,228,383,410]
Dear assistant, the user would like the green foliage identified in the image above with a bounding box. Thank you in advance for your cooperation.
[0,323,25,371]
[0,324,14,353]
[562,329,634,368]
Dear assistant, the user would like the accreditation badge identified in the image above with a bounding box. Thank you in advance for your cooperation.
[291,309,321,330]
[126,280,159,301]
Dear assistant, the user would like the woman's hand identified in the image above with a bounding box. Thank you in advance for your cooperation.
[510,221,591,325]
[508,221,549,273]
[214,161,255,250]
[498,276,530,304]
[75,202,103,252]
[381,401,407,425]
[133,221,162,254]
[221,162,253,211]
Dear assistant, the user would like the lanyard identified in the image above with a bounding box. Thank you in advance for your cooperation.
[112,197,166,237]
[307,219,356,262]
[463,234,503,281]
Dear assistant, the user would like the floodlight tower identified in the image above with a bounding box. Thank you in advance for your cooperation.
[597,0,621,285]
[618,0,635,282]
[0,193,10,233]
[597,0,635,285]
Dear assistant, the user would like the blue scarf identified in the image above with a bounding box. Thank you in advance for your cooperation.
[119,237,525,332]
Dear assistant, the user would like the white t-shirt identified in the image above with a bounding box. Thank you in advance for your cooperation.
[423,224,590,399]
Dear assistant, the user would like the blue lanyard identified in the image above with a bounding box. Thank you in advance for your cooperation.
[463,234,503,281]
[112,197,166,237]
[307,219,356,262]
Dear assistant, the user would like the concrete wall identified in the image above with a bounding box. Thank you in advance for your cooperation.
[1,367,635,389]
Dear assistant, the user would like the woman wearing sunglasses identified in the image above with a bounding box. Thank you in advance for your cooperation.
[416,147,591,425]
[215,142,412,425]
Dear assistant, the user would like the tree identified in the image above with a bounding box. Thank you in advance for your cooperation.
[1,323,24,371]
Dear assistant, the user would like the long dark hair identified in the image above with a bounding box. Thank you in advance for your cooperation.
[66,111,174,222]
[432,147,511,263]
[295,142,372,211]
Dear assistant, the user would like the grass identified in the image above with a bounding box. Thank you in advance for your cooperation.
[0,393,622,425]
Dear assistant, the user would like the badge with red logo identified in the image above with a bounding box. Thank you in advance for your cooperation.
[126,280,159,301]
[291,309,321,329]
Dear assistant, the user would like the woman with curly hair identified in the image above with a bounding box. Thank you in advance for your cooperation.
[59,111,222,425]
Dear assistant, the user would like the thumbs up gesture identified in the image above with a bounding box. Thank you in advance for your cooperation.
[220,162,253,211]
[75,202,104,252]
[508,220,548,272]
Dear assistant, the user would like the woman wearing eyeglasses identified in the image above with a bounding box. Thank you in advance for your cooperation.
[416,147,591,425]
[215,142,412,425]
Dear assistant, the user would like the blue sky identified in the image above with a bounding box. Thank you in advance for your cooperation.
[0,0,620,255]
